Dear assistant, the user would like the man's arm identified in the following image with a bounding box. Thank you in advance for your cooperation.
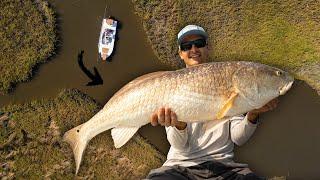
[150,107,188,150]
[230,98,279,146]
[230,114,258,146]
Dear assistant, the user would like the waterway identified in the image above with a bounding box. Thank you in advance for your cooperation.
[0,0,319,178]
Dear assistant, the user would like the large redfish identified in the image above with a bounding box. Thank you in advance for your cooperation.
[64,61,294,174]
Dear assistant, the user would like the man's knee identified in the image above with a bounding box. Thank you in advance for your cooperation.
[229,167,266,180]
[145,166,188,180]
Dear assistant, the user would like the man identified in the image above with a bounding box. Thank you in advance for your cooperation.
[145,25,278,180]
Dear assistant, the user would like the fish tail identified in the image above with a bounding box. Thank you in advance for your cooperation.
[63,124,87,175]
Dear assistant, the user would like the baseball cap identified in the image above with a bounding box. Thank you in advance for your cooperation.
[177,25,208,45]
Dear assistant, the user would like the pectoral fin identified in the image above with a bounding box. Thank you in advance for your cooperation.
[111,127,139,148]
[216,92,238,119]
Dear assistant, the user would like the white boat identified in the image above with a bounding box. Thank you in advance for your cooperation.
[98,17,117,61]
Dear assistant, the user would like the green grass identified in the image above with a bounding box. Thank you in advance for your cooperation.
[132,0,320,94]
[0,89,165,179]
[0,0,56,94]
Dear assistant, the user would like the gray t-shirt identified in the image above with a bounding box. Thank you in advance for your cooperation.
[163,114,257,167]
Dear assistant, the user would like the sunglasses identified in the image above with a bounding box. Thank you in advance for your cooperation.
[180,39,207,51]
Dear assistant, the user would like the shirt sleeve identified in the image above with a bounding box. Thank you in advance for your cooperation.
[230,114,258,146]
[165,125,188,150]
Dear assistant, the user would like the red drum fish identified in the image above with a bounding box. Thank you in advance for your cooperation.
[64,61,294,174]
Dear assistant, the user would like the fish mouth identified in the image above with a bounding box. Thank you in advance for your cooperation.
[279,81,294,95]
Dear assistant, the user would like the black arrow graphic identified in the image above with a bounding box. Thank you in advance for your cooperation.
[77,50,103,86]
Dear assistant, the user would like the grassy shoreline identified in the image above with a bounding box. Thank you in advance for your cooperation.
[0,89,165,179]
[0,0,57,94]
[132,0,320,95]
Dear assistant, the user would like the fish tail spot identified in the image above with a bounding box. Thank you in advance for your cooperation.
[63,124,87,174]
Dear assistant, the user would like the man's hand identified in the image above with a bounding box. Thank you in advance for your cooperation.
[150,107,187,130]
[247,98,279,124]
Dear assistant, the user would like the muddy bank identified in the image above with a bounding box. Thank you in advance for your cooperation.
[132,0,320,94]
[0,0,56,94]
[0,89,165,179]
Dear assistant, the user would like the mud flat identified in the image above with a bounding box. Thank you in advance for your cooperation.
[0,0,56,94]
[0,89,165,179]
[132,0,320,94]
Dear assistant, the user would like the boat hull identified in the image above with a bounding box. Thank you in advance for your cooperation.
[98,18,117,61]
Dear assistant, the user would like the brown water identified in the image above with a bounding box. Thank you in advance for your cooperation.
[0,0,319,178]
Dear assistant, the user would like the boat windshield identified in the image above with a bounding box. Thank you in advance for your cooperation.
[105,29,114,37]
[102,29,114,45]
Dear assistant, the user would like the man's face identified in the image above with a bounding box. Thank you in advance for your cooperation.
[179,34,209,67]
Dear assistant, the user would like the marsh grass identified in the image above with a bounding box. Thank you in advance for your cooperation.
[0,89,165,179]
[0,0,56,94]
[132,0,320,94]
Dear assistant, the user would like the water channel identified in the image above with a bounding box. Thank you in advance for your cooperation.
[0,0,319,178]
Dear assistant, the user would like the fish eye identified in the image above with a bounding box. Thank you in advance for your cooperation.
[276,71,282,76]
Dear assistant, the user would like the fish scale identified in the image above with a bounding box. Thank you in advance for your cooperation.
[63,61,294,174]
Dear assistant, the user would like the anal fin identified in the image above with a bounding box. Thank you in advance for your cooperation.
[216,92,238,119]
[111,127,139,148]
